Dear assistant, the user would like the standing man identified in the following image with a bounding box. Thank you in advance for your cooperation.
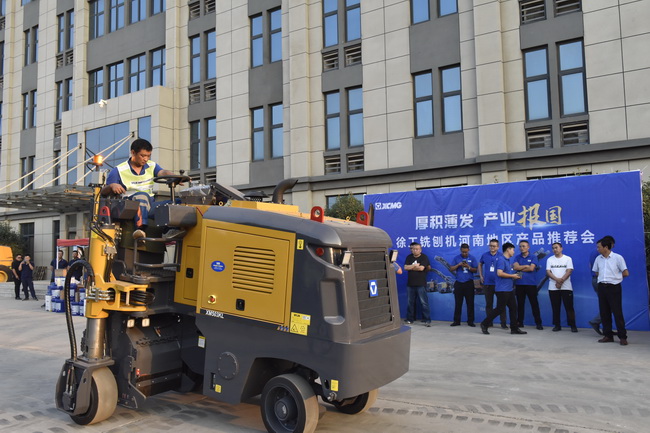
[588,235,615,335]
[19,255,37,301]
[480,243,526,335]
[67,250,84,283]
[50,250,68,282]
[404,242,432,327]
[546,242,577,332]
[514,240,543,330]
[593,237,629,345]
[479,239,507,329]
[11,254,23,300]
[101,138,178,238]
[449,243,477,327]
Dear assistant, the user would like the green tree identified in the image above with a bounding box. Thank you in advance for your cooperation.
[325,194,364,221]
[0,222,26,256]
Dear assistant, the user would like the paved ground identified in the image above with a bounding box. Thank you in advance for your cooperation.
[1,281,649,433]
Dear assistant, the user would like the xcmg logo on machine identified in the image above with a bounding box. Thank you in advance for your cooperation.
[201,309,224,318]
[374,201,402,210]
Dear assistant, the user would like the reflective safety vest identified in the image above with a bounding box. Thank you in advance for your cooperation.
[117,160,156,195]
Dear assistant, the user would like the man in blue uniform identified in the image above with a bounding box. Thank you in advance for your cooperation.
[513,240,543,330]
[449,243,477,327]
[480,243,526,335]
[101,139,176,238]
[478,239,507,328]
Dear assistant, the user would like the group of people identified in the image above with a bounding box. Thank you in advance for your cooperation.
[402,236,630,345]
[11,249,84,301]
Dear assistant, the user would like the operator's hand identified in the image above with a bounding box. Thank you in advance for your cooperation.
[106,183,126,195]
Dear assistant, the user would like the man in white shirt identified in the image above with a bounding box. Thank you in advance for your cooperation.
[592,237,630,345]
[546,242,577,333]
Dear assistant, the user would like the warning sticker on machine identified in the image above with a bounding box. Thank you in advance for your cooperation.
[290,312,311,336]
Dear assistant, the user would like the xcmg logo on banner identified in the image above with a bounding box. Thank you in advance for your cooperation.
[365,171,650,330]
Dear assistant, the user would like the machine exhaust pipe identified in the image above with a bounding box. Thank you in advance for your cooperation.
[272,178,298,204]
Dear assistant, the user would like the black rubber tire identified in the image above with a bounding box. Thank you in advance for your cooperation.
[70,367,118,425]
[261,374,319,433]
[332,389,378,415]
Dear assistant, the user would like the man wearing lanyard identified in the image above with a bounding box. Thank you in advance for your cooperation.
[592,237,629,345]
[513,240,543,330]
[449,243,477,327]
[478,239,507,329]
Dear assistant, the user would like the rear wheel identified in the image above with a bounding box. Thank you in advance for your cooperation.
[261,374,319,433]
[70,367,118,425]
[332,389,378,414]
[0,265,12,282]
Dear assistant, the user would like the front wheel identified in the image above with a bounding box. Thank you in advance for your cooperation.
[332,389,378,414]
[70,367,118,425]
[261,374,319,433]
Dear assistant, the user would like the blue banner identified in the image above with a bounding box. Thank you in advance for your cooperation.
[365,172,650,330]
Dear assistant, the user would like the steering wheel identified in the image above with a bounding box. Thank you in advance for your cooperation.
[153,174,191,187]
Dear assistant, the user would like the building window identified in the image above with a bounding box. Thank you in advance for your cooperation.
[558,40,586,116]
[441,65,462,132]
[412,0,430,23]
[206,30,216,80]
[439,0,458,16]
[108,62,124,98]
[270,9,282,63]
[325,91,341,150]
[0,42,5,76]
[20,223,35,256]
[20,156,34,189]
[190,35,201,83]
[414,72,433,137]
[129,54,146,92]
[555,0,581,16]
[345,0,360,42]
[85,121,130,173]
[207,117,216,167]
[53,150,61,186]
[524,47,550,121]
[65,78,73,114]
[151,0,165,15]
[190,120,200,169]
[130,0,146,23]
[271,104,283,158]
[22,91,37,129]
[151,47,165,86]
[110,0,125,32]
[90,0,105,39]
[67,133,78,184]
[251,15,263,67]
[24,26,38,65]
[251,107,264,161]
[348,87,363,147]
[89,69,104,104]
[323,0,338,47]
[56,82,64,121]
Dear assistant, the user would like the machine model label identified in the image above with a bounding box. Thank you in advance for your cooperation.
[369,279,378,297]
[198,336,206,348]
[202,309,224,318]
[211,261,225,272]
[290,312,310,336]
[330,379,339,392]
[297,239,304,250]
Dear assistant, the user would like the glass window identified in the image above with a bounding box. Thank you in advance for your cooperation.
[207,117,216,167]
[152,0,165,15]
[325,91,341,150]
[190,35,201,83]
[346,0,361,42]
[108,62,124,98]
[207,30,216,80]
[131,0,146,23]
[53,150,61,186]
[270,9,282,63]
[90,0,105,39]
[524,47,550,120]
[271,104,283,158]
[151,47,165,86]
[68,11,75,49]
[559,40,586,115]
[190,120,200,169]
[0,42,4,76]
[65,78,73,113]
[252,107,264,161]
[441,65,462,132]
[129,54,146,91]
[412,0,430,24]
[58,14,65,53]
[138,116,151,141]
[85,121,130,172]
[56,81,64,121]
[67,133,78,184]
[251,15,263,67]
[414,72,433,136]
[439,0,458,17]
[110,0,125,32]
[348,87,363,147]
[323,0,338,47]
[89,68,104,103]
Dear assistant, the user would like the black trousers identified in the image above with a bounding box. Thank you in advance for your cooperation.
[453,280,475,323]
[14,278,22,298]
[483,285,507,325]
[482,291,517,327]
[515,284,542,326]
[548,290,576,327]
[598,283,626,340]
[22,278,36,299]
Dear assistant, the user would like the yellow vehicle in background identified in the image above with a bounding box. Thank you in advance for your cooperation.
[0,245,14,282]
